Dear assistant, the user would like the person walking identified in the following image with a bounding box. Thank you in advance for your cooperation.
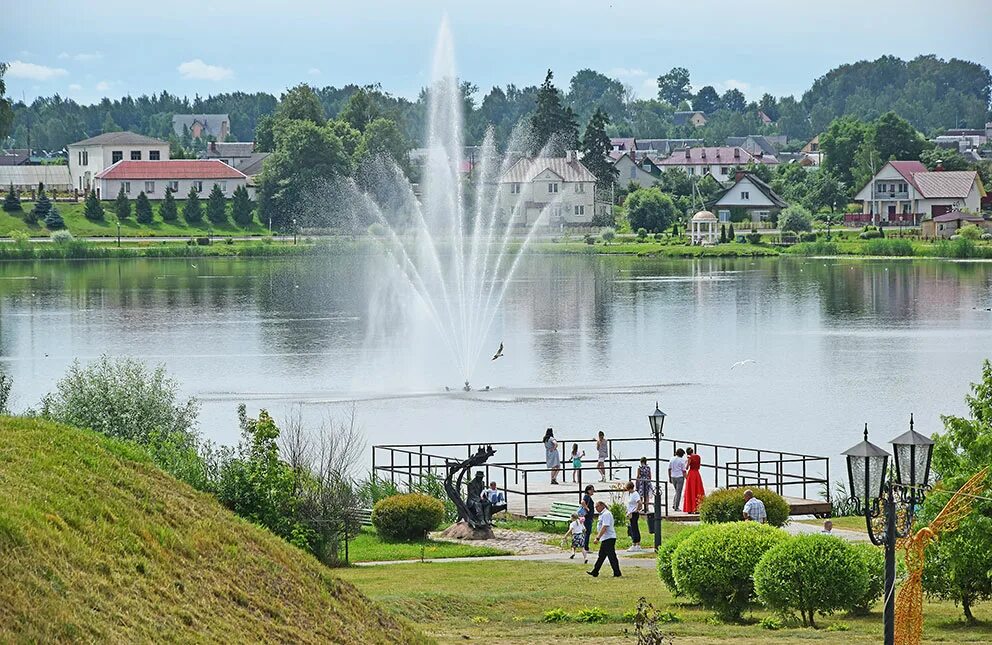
[742,489,767,523]
[564,513,587,561]
[570,444,586,483]
[683,447,705,514]
[669,448,687,512]
[595,431,609,482]
[544,428,561,484]
[587,500,621,578]
[580,484,595,558]
[624,481,643,552]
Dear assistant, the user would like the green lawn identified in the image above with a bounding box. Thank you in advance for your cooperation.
[336,559,992,644]
[795,516,868,532]
[349,526,511,562]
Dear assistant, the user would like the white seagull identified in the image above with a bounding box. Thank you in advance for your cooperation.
[491,342,504,361]
[730,359,757,370]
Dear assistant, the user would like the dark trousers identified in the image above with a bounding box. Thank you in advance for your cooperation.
[591,538,621,576]
[583,516,594,550]
[628,512,641,544]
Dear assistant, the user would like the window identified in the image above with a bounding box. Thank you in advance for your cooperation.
[686,167,694,175]
[122,181,131,194]
[193,181,203,193]
[629,165,636,178]
[575,183,584,193]
[130,150,142,161]
[902,203,911,214]
[168,180,179,192]
[149,150,161,161]
[741,191,750,200]
[145,181,155,194]
[78,150,88,166]
[574,205,585,216]
[548,182,559,193]
[510,183,521,194]
[720,166,729,174]
[112,151,123,163]
[219,181,227,192]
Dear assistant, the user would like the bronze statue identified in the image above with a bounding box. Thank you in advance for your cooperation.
[444,445,497,528]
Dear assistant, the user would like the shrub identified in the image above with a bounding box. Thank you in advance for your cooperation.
[779,205,813,233]
[698,487,790,527]
[44,204,66,230]
[609,498,627,528]
[602,227,616,244]
[183,186,203,223]
[657,525,701,596]
[196,237,211,246]
[2,183,21,212]
[789,240,840,256]
[858,229,883,240]
[847,542,885,615]
[864,238,914,256]
[746,232,762,244]
[799,232,817,242]
[135,191,154,224]
[50,229,74,245]
[583,234,594,245]
[758,616,782,630]
[83,189,104,220]
[30,184,51,224]
[232,184,255,226]
[574,607,610,623]
[542,608,571,623]
[206,183,228,224]
[371,493,445,541]
[754,535,869,627]
[957,224,982,240]
[160,186,178,221]
[115,184,131,220]
[672,522,787,621]
[637,227,648,240]
[982,233,992,240]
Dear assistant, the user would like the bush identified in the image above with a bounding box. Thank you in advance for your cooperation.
[657,525,701,596]
[746,232,762,244]
[542,608,571,623]
[574,607,610,623]
[371,493,445,541]
[789,240,840,256]
[672,522,787,621]
[847,542,885,615]
[602,227,616,244]
[698,487,790,527]
[957,223,982,240]
[864,238,914,256]
[799,232,817,242]
[196,237,211,246]
[779,205,813,233]
[858,229,883,239]
[2,183,21,212]
[637,227,648,240]
[754,535,869,627]
[50,229,74,245]
[583,234,594,245]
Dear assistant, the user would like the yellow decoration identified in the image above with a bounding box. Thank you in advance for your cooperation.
[894,467,989,645]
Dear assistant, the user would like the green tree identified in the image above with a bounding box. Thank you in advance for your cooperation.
[920,148,972,171]
[160,185,178,221]
[919,360,992,622]
[231,184,254,227]
[693,86,720,113]
[2,183,21,212]
[580,108,618,190]
[354,117,410,169]
[867,111,928,162]
[566,68,628,126]
[719,224,727,243]
[30,183,51,224]
[806,169,848,212]
[115,185,131,220]
[101,112,122,132]
[183,186,203,223]
[206,183,228,224]
[728,222,736,241]
[83,189,104,221]
[135,191,153,224]
[44,203,65,229]
[820,116,869,187]
[657,67,692,105]
[720,88,746,113]
[339,87,384,132]
[779,205,813,233]
[626,187,677,233]
[530,69,579,155]
[254,114,275,152]
[758,93,779,122]
[0,63,13,141]
[327,119,362,157]
[276,83,325,124]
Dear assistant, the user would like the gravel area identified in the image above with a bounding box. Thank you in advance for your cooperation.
[430,528,562,555]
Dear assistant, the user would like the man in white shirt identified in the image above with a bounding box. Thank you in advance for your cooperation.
[587,500,621,577]
[742,489,767,524]
[624,481,643,552]
[669,449,687,512]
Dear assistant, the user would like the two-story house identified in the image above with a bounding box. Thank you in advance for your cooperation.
[68,132,170,195]
[498,152,597,227]
[713,172,788,223]
[612,151,663,188]
[655,146,778,184]
[852,161,986,226]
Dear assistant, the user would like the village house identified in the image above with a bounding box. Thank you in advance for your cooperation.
[172,114,231,141]
[0,149,31,166]
[851,161,986,226]
[68,132,170,195]
[611,151,663,188]
[726,135,786,158]
[920,210,991,239]
[673,111,707,128]
[655,146,778,184]
[712,171,788,224]
[94,160,247,200]
[498,151,597,227]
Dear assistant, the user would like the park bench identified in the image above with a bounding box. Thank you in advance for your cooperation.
[535,502,582,529]
[349,507,374,527]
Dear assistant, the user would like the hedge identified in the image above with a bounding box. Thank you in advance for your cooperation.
[371,493,445,540]
[698,487,790,527]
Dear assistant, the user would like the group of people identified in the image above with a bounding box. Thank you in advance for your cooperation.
[561,483,625,576]
[667,447,705,513]
[542,428,611,485]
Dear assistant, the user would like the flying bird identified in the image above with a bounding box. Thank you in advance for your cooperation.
[730,359,756,370]
[492,342,504,361]
[190,264,197,269]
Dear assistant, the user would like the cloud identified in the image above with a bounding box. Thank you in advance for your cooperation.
[177,59,233,81]
[95,81,112,91]
[308,67,321,76]
[68,83,83,92]
[59,51,102,62]
[7,60,69,81]
[609,67,648,79]
[638,77,658,100]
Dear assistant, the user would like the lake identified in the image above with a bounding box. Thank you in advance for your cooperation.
[1,253,989,474]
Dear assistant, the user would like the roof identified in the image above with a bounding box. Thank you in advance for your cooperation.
[172,114,230,138]
[692,210,717,221]
[237,152,271,177]
[500,156,596,183]
[0,165,72,187]
[202,142,255,158]
[70,131,168,147]
[913,170,980,199]
[610,137,636,151]
[635,138,704,156]
[673,111,706,126]
[656,146,777,166]
[0,149,31,166]
[888,161,928,191]
[726,135,779,157]
[715,172,788,208]
[95,160,246,180]
[931,210,984,223]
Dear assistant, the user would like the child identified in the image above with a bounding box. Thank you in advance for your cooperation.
[570,444,586,483]
[564,513,587,562]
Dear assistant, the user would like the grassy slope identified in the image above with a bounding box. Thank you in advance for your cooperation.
[0,417,427,644]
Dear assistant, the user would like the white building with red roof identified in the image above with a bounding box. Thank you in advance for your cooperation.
[655,146,778,184]
[852,160,986,226]
[94,160,248,200]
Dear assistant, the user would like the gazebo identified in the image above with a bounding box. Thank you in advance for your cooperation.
[689,210,719,245]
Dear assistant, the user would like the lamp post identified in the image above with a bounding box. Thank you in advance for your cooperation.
[647,402,667,551]
[293,217,298,245]
[842,415,933,645]
[116,219,121,247]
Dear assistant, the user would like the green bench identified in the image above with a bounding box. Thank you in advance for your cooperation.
[350,508,373,527]
[535,502,582,529]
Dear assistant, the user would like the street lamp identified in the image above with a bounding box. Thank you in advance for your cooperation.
[116,219,121,247]
[293,217,298,245]
[843,416,933,645]
[647,402,667,551]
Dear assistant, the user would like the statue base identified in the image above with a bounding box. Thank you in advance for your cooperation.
[439,521,496,541]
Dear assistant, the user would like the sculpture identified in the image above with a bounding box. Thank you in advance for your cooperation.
[440,445,498,539]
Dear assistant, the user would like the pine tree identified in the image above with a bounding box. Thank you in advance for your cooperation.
[671,221,679,237]
[720,224,727,243]
[183,185,203,223]
[160,185,178,221]
[206,183,228,224]
[581,108,619,190]
[231,184,254,227]
[83,189,104,220]
[45,204,65,229]
[30,183,51,224]
[135,191,153,224]
[530,69,578,156]
[3,183,21,212]
[728,222,736,242]
[115,185,130,220]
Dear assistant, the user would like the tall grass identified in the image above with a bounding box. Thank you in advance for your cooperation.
[862,238,915,256]
[0,240,333,261]
[930,238,992,259]
[788,240,841,256]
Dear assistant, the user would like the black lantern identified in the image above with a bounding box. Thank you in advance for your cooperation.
[842,424,890,503]
[648,402,666,438]
[890,414,933,492]
[647,402,666,551]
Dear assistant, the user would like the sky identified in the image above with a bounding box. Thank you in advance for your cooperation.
[2,0,991,107]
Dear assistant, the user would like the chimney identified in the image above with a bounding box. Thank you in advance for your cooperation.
[733,148,740,159]
[701,148,707,159]
[735,170,745,183]
[715,149,721,159]
[566,150,577,162]
[209,141,217,153]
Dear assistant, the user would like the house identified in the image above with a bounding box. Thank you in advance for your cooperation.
[851,161,986,226]
[68,132,170,194]
[94,160,247,200]
[0,149,31,166]
[612,152,662,188]
[713,171,788,223]
[655,146,778,184]
[726,135,785,158]
[610,138,704,159]
[0,165,72,193]
[757,110,773,125]
[200,141,260,169]
[498,151,597,227]
[234,152,271,198]
[920,210,990,239]
[673,111,707,128]
[172,114,231,141]
[610,138,637,154]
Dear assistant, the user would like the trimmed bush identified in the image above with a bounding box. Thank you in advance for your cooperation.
[657,525,701,596]
[698,487,790,527]
[371,493,445,541]
[754,534,869,627]
[847,542,885,615]
[672,522,787,621]
[746,232,762,244]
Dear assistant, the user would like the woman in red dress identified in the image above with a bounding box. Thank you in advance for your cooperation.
[682,447,705,513]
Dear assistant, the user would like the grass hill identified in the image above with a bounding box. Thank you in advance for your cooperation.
[0,417,426,644]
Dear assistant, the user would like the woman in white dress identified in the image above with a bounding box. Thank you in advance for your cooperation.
[543,427,561,484]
